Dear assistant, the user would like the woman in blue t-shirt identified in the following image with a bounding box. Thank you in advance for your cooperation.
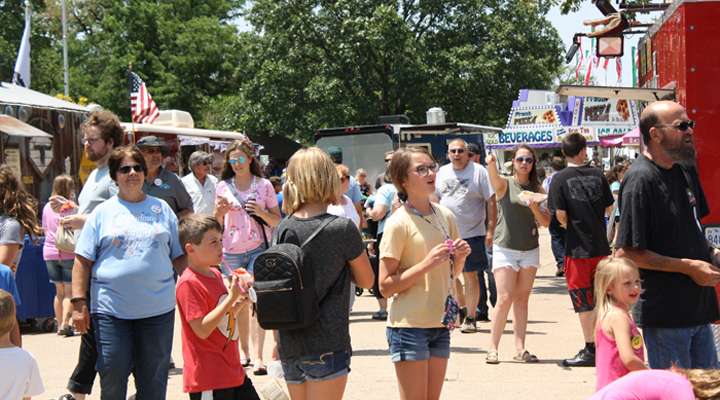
[71,146,185,400]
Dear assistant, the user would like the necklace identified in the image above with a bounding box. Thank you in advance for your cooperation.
[404,201,455,275]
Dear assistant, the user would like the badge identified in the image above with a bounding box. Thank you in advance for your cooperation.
[151,205,162,214]
[154,178,163,187]
[248,287,257,303]
[631,334,643,350]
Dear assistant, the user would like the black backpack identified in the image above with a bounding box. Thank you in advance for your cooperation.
[253,216,336,330]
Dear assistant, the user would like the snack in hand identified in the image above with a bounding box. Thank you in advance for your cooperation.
[517,190,548,206]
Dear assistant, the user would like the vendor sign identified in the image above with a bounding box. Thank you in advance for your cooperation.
[486,127,560,149]
[574,97,638,133]
[556,127,598,144]
[506,106,560,128]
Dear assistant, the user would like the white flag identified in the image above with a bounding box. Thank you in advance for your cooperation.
[13,2,31,88]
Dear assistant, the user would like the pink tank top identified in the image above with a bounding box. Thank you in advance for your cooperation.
[595,315,645,391]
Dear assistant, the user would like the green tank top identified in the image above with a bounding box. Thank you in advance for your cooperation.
[493,177,539,251]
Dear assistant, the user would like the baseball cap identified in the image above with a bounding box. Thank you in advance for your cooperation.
[136,135,166,147]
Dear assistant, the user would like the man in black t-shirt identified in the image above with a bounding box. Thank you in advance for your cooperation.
[549,133,614,367]
[616,101,720,369]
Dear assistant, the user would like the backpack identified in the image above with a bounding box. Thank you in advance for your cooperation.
[253,216,337,330]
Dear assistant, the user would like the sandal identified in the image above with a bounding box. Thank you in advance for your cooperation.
[253,365,268,376]
[241,358,252,367]
[513,350,539,363]
[486,350,499,364]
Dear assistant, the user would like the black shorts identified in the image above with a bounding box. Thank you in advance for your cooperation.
[189,377,260,400]
[371,233,384,299]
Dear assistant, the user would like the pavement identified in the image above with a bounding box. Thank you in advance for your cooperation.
[24,229,597,399]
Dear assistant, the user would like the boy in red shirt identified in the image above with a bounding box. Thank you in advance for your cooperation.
[177,215,260,399]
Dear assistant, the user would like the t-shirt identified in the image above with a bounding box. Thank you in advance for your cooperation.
[78,165,116,215]
[273,214,364,359]
[588,370,694,400]
[176,267,245,393]
[0,264,21,306]
[327,195,360,228]
[216,177,278,254]
[143,167,194,216]
[182,173,218,215]
[0,215,23,268]
[0,347,44,399]
[548,165,614,258]
[365,183,397,234]
[435,161,494,238]
[616,156,718,327]
[41,203,76,260]
[380,204,460,328]
[75,195,183,319]
[345,176,362,204]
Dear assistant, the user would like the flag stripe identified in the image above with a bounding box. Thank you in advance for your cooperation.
[129,72,159,124]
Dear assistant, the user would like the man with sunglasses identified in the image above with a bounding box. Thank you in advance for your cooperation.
[616,100,720,369]
[435,139,496,333]
[182,151,218,215]
[137,135,193,218]
[549,132,614,367]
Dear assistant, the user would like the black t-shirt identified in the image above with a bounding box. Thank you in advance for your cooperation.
[616,155,718,327]
[548,165,613,258]
[273,213,364,359]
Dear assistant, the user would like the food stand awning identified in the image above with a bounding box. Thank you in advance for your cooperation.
[0,82,89,112]
[121,123,247,141]
[556,85,675,102]
[0,115,52,138]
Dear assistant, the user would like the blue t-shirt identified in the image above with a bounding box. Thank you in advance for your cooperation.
[277,192,284,216]
[372,183,397,234]
[75,195,183,319]
[0,264,21,305]
[345,176,362,204]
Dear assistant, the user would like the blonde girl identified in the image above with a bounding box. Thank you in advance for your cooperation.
[379,146,470,400]
[594,256,647,390]
[276,147,373,400]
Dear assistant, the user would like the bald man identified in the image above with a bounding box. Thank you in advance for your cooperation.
[616,101,720,369]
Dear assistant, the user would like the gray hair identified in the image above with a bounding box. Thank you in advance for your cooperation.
[188,151,212,167]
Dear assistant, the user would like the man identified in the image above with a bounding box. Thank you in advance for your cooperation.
[435,139,496,333]
[549,132,614,367]
[57,110,124,400]
[616,100,720,369]
[181,150,218,215]
[328,146,364,225]
[137,136,193,218]
[543,156,568,277]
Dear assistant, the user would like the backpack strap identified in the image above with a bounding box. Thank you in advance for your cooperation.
[299,215,337,248]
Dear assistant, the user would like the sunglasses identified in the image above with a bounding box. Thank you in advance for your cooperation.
[656,120,695,132]
[228,156,247,165]
[449,148,466,154]
[514,156,534,164]
[118,164,145,174]
[413,163,439,177]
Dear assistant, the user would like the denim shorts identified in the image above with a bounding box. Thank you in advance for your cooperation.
[463,236,488,273]
[386,327,450,362]
[223,244,266,275]
[46,259,73,283]
[281,350,351,385]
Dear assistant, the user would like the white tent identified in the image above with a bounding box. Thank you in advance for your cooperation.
[0,82,88,112]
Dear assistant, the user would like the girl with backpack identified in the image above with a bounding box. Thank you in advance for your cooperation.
[379,146,470,400]
[215,138,282,375]
[271,147,373,400]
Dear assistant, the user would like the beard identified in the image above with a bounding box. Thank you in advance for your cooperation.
[662,135,696,165]
[86,147,108,162]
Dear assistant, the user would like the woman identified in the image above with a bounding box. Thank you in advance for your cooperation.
[355,168,372,198]
[328,165,361,228]
[0,165,42,271]
[215,138,281,375]
[71,146,185,399]
[273,147,373,400]
[379,147,470,400]
[42,175,78,336]
[606,164,627,245]
[484,145,550,364]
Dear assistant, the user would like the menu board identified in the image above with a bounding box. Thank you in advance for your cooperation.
[3,148,21,178]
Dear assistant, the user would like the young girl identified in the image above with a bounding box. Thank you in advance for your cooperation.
[594,256,647,390]
[275,147,373,400]
[379,146,470,400]
[0,165,42,271]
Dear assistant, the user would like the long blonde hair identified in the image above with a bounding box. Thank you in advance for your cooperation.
[593,256,640,318]
[0,165,42,237]
[674,368,720,399]
[282,147,340,215]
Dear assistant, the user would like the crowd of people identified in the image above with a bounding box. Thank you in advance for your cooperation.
[0,100,720,399]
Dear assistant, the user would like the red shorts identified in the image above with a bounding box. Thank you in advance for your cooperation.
[564,255,606,313]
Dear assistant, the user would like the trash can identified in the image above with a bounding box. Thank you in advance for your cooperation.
[15,235,56,325]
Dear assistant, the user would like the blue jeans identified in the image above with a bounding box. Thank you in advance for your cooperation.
[223,244,266,275]
[549,217,565,269]
[386,327,450,362]
[643,324,719,369]
[92,310,174,400]
[477,250,497,317]
[281,350,351,385]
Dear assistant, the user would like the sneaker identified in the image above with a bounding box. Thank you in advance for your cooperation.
[555,266,565,277]
[371,310,388,321]
[561,348,595,367]
[460,318,477,333]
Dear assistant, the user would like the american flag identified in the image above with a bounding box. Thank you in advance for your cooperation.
[129,71,159,124]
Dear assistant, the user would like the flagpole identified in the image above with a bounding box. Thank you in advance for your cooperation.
[61,0,69,96]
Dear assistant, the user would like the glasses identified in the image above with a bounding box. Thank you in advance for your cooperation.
[413,163,439,177]
[514,156,534,164]
[141,147,162,155]
[118,164,145,174]
[228,156,247,165]
[656,120,695,132]
[449,148,466,154]
[82,137,102,145]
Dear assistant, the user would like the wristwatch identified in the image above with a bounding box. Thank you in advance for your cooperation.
[70,297,87,304]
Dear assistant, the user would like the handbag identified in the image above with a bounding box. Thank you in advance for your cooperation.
[55,224,78,253]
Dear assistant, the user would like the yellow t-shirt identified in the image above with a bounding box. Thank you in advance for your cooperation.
[380,203,460,328]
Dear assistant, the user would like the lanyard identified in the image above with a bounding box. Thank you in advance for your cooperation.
[404,202,455,281]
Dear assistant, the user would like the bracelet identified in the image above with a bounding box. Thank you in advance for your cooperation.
[70,297,87,304]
